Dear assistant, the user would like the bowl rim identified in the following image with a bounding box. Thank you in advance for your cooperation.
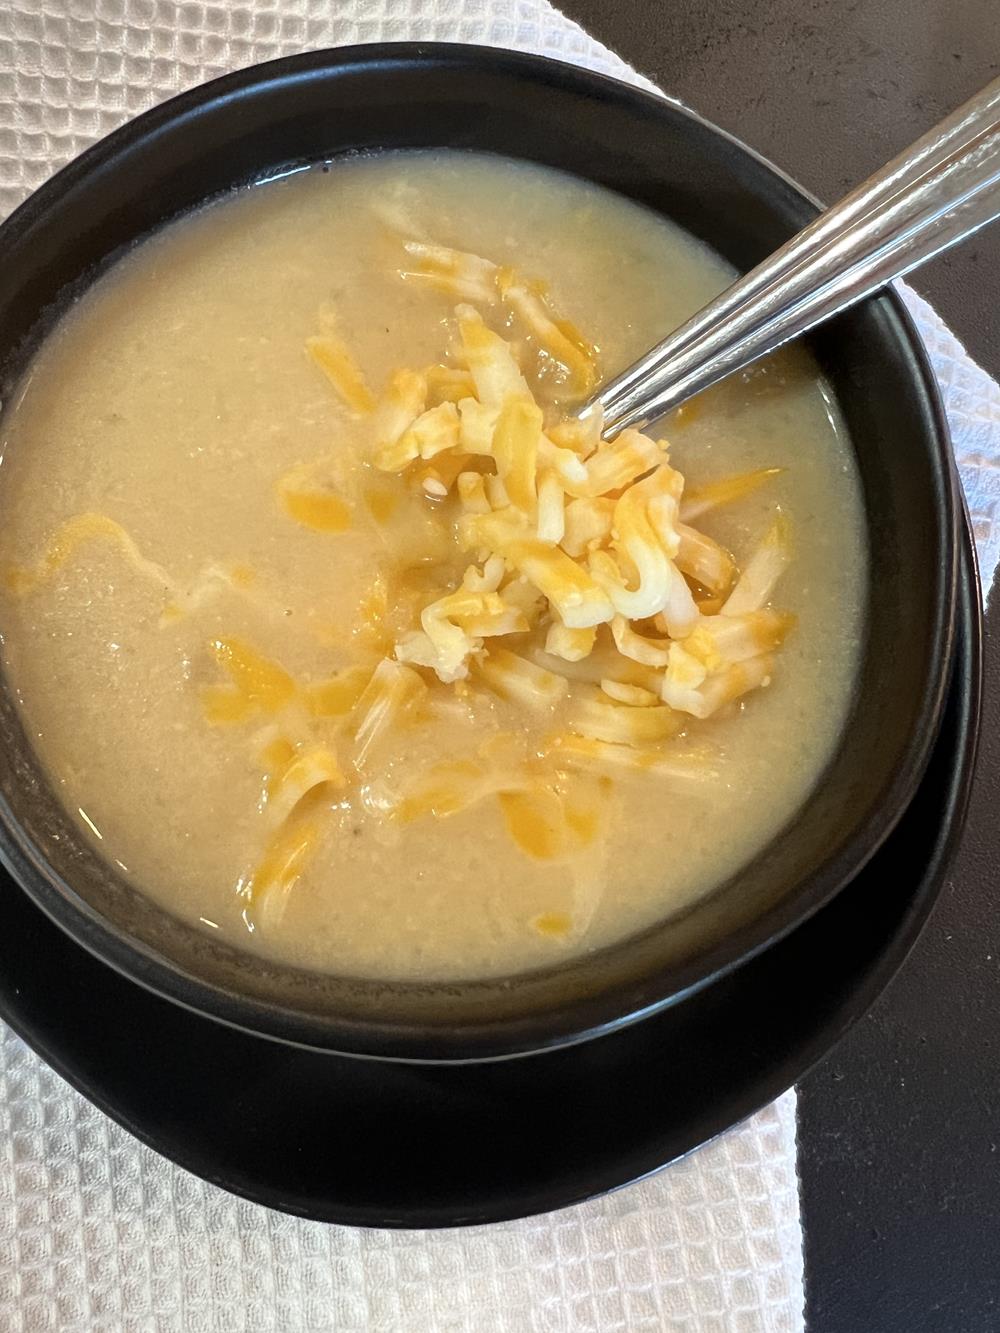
[0,42,960,1061]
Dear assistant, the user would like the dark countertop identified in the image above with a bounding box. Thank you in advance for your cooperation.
[557,3,1000,1329]
[564,0,1000,373]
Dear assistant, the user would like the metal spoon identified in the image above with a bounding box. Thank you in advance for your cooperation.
[590,74,1000,436]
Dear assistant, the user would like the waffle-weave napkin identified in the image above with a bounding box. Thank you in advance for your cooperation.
[0,4,998,1331]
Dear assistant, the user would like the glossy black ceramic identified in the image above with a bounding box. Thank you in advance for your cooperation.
[0,46,958,1060]
[0,514,979,1225]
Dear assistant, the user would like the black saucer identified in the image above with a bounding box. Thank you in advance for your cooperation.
[0,521,980,1227]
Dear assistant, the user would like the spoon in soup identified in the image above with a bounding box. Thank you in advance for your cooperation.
[589,74,1000,435]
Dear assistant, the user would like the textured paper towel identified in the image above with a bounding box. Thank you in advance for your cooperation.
[0,3,998,1332]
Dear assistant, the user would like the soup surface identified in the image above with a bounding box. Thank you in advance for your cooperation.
[0,151,866,980]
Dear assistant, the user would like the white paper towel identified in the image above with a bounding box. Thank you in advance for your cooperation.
[0,4,997,1331]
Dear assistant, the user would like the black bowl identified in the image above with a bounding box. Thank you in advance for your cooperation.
[0,45,958,1061]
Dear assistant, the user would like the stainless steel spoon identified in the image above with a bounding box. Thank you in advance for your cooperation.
[590,74,1000,436]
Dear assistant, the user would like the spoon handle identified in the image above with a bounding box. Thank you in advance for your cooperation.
[593,74,1000,435]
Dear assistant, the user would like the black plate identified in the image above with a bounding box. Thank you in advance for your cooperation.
[0,512,980,1227]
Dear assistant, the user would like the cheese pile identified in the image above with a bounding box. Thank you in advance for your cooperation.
[357,243,795,745]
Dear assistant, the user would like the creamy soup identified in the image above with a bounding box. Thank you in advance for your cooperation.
[0,151,866,981]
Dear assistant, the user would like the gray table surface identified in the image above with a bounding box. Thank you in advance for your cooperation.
[557,3,1000,1329]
